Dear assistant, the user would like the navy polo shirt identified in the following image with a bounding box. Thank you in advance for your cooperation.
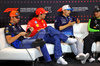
[55,15,77,35]
[4,22,25,48]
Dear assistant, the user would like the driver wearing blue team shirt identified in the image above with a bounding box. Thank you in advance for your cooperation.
[54,5,89,64]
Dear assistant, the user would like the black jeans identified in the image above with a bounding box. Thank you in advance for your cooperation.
[83,32,100,58]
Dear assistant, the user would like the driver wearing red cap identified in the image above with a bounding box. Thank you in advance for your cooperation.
[27,8,48,37]
[27,7,78,65]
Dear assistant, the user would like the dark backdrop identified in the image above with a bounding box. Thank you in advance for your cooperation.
[0,0,100,28]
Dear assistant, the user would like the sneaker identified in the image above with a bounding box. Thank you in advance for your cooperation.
[89,57,95,63]
[57,57,68,65]
[97,57,100,62]
[81,53,90,64]
[76,53,85,60]
[66,38,77,44]
[31,38,46,47]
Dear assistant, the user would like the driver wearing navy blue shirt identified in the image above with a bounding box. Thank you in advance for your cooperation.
[54,5,89,64]
[55,15,77,35]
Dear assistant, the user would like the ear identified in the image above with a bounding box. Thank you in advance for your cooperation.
[38,14,42,18]
[10,16,13,20]
[62,10,66,13]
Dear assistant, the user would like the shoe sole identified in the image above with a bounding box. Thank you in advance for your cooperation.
[81,53,90,64]
[32,41,45,47]
[89,59,95,63]
[76,55,85,60]
[57,61,68,65]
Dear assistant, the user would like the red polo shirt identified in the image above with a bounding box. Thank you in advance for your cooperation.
[27,17,47,37]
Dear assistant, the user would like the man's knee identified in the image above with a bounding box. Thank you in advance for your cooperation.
[39,29,46,32]
[47,26,52,28]
[84,35,93,41]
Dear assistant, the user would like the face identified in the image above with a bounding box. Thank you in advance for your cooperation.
[11,16,20,24]
[63,10,71,16]
[94,11,100,18]
[40,13,46,19]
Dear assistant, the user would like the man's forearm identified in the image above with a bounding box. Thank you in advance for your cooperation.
[6,34,21,44]
[88,19,100,32]
[59,24,70,31]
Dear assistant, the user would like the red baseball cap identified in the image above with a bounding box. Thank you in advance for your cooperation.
[9,10,19,17]
[35,8,48,15]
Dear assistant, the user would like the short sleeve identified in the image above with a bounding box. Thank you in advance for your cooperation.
[54,17,61,30]
[4,26,12,36]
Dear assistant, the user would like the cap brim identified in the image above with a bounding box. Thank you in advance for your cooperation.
[94,10,100,12]
[66,8,73,11]
[44,11,49,14]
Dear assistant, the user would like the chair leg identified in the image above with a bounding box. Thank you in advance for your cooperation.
[32,58,40,66]
[32,61,34,66]
[36,58,40,66]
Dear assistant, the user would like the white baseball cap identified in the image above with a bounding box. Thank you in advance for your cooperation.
[62,5,73,11]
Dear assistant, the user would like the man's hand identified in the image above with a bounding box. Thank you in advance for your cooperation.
[68,20,76,26]
[19,32,27,36]
[30,27,34,32]
[77,18,80,24]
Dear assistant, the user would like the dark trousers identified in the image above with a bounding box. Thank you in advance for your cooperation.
[83,33,100,58]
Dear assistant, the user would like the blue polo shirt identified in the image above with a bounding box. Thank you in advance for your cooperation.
[55,15,77,35]
[4,22,25,48]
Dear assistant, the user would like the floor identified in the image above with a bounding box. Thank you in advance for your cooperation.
[0,53,100,66]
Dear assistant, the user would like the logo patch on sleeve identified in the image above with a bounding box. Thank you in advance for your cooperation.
[6,30,9,33]
[42,20,44,23]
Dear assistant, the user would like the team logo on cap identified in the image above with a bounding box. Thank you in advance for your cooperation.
[97,8,100,10]
[16,13,19,16]
[68,5,70,8]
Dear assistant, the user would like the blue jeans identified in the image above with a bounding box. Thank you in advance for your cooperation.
[43,26,68,59]
[20,29,52,62]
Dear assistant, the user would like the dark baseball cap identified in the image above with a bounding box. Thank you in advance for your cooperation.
[94,6,100,12]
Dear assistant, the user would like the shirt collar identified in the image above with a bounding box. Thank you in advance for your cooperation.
[9,22,17,26]
[61,15,70,18]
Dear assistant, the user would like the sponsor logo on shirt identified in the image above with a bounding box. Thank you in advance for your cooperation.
[42,20,44,23]
[36,24,39,27]
[61,17,66,24]
[35,21,37,24]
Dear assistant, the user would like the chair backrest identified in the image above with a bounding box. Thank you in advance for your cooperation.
[0,23,89,50]
[0,28,9,50]
[73,23,89,39]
